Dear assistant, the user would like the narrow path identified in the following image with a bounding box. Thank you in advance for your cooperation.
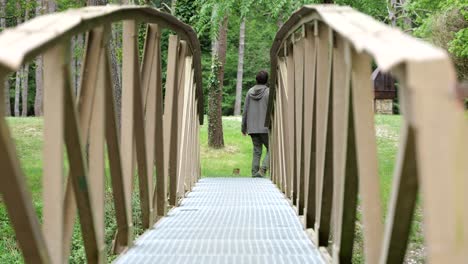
[115,178,324,264]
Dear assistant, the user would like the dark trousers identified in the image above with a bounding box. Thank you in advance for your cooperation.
[250,133,269,175]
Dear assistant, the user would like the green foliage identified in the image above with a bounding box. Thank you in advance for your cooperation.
[450,27,468,57]
[409,0,468,78]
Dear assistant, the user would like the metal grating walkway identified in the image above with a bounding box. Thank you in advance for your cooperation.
[115,178,324,264]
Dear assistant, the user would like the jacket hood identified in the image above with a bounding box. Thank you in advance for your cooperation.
[248,85,268,100]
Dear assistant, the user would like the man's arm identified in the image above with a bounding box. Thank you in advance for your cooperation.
[241,94,249,135]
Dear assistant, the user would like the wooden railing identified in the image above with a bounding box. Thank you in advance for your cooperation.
[0,6,202,264]
[268,5,468,263]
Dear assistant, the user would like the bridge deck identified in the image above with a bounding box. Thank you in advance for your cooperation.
[115,178,324,264]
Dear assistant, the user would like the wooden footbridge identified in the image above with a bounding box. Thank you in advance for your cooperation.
[0,4,467,264]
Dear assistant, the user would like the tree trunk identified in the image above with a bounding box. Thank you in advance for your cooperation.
[233,17,246,116]
[389,0,398,27]
[75,33,84,95]
[0,0,10,116]
[14,1,22,117]
[110,27,122,129]
[71,36,77,95]
[34,54,43,115]
[46,0,56,13]
[208,15,228,148]
[171,0,177,14]
[399,0,412,32]
[15,68,21,117]
[22,64,29,116]
[34,0,44,116]
[87,0,107,5]
[21,4,30,117]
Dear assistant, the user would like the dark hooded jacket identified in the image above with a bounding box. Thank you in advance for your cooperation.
[242,84,270,134]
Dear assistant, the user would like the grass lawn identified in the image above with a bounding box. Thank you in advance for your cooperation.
[1,115,424,263]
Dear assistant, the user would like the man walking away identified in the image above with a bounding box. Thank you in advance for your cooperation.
[241,70,270,177]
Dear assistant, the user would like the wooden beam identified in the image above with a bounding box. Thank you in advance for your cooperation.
[163,35,180,206]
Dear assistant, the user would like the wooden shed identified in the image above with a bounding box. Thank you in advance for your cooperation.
[372,68,397,114]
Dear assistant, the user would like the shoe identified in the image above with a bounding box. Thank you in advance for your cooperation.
[258,168,266,177]
[253,168,265,178]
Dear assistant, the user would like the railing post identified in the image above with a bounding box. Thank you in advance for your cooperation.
[303,23,317,230]
[351,49,383,263]
[164,35,180,206]
[43,41,67,264]
[315,22,333,247]
[331,34,358,263]
[293,37,306,215]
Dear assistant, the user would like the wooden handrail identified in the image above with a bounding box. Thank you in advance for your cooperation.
[268,4,468,263]
[0,5,202,264]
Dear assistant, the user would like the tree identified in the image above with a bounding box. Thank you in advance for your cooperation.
[208,12,229,148]
[0,0,10,116]
[233,17,245,116]
[22,2,31,117]
[14,1,22,117]
[194,0,236,148]
[34,0,44,116]
[408,0,468,80]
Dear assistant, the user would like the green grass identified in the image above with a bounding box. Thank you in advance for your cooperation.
[0,115,425,263]
[200,116,268,177]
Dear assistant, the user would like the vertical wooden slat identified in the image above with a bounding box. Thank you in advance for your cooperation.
[150,27,166,218]
[331,35,358,263]
[294,38,305,215]
[131,22,151,230]
[175,45,190,199]
[303,24,318,229]
[164,35,180,206]
[63,50,100,263]
[0,71,50,263]
[141,24,158,226]
[104,43,132,253]
[285,44,297,204]
[277,58,289,194]
[62,27,106,260]
[351,49,383,263]
[121,20,137,228]
[315,23,334,247]
[43,42,66,264]
[405,59,468,263]
[88,37,107,258]
[182,68,195,192]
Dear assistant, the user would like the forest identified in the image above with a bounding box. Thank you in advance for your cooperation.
[0,0,467,145]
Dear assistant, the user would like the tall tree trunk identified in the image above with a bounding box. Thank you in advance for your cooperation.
[233,17,245,116]
[171,0,177,14]
[34,52,43,115]
[71,36,77,95]
[389,0,398,27]
[34,0,44,116]
[75,33,84,95]
[15,68,21,117]
[46,0,56,13]
[22,64,29,116]
[0,0,10,116]
[110,27,122,129]
[208,15,228,148]
[21,4,30,117]
[14,1,22,117]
